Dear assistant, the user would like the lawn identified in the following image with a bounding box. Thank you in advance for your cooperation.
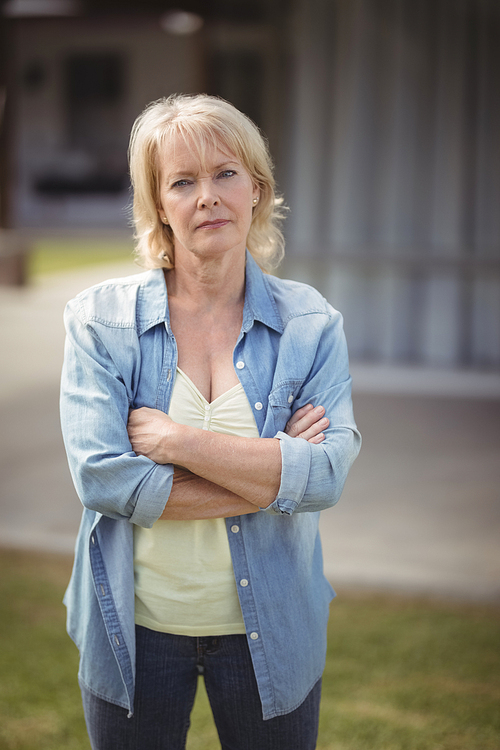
[0,548,498,750]
[28,239,135,277]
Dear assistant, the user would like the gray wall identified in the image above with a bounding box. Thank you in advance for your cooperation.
[283,0,500,368]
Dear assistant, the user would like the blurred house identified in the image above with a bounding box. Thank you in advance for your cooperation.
[1,0,499,369]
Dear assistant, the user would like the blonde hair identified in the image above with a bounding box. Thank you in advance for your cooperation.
[128,94,286,271]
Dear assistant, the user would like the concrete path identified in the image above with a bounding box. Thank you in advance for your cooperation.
[1,263,499,601]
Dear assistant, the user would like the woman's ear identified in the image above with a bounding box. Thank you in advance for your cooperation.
[158,209,169,226]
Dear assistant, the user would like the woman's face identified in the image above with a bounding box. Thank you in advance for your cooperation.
[157,135,259,265]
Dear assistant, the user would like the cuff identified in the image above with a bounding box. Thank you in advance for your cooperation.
[128,461,174,527]
[262,432,311,515]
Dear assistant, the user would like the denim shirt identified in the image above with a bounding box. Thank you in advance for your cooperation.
[60,252,361,720]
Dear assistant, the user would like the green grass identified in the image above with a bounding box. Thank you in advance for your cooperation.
[0,549,498,750]
[28,239,135,277]
[320,594,500,749]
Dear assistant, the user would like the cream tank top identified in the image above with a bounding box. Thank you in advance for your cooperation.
[133,368,260,636]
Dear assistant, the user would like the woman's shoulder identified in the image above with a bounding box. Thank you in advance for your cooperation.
[264,273,339,324]
[66,268,166,329]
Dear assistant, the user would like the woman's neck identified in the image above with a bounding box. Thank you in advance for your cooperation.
[165,249,246,312]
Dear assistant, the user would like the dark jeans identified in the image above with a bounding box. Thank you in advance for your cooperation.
[82,625,321,750]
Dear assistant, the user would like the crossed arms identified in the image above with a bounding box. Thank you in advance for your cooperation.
[127,403,329,520]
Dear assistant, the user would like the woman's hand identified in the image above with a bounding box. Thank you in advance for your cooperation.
[285,403,329,444]
[127,407,179,464]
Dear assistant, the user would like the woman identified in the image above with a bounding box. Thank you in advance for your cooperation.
[60,93,361,750]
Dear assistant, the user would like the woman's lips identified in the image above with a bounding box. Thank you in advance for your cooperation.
[197,220,230,229]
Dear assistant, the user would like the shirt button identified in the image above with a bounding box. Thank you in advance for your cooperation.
[231,525,240,533]
[288,394,294,403]
[250,632,259,640]
[240,579,249,587]
[236,361,245,369]
[204,415,209,422]
[254,402,263,411]
[205,404,210,411]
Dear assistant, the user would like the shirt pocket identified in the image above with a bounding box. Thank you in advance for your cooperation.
[268,381,302,433]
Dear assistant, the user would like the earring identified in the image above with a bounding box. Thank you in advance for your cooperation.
[252,198,258,205]
[161,216,168,224]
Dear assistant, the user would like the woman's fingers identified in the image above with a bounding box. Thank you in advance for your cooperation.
[285,404,329,443]
[286,403,314,427]
[296,417,330,442]
[285,404,323,437]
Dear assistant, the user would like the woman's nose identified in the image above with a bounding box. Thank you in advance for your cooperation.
[197,180,219,209]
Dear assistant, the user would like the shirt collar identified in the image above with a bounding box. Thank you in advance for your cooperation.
[242,251,284,334]
[135,250,284,337]
[136,268,169,336]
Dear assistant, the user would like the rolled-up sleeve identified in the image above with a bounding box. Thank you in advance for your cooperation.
[60,300,172,528]
[264,310,361,515]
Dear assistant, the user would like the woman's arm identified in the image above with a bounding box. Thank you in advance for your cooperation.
[128,410,280,507]
[60,299,174,528]
[128,404,328,515]
[161,468,259,519]
[162,404,329,521]
[269,311,361,515]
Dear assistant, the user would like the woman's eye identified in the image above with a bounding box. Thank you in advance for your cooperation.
[218,170,236,179]
[172,179,190,188]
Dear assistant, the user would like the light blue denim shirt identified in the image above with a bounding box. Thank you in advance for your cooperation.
[60,252,361,720]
